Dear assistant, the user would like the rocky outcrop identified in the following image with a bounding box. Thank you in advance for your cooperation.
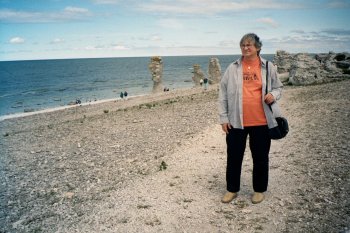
[192,64,205,87]
[315,52,350,74]
[274,50,294,74]
[208,57,221,84]
[289,53,325,85]
[148,56,164,93]
[274,50,350,85]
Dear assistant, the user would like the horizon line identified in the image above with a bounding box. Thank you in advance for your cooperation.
[0,51,334,62]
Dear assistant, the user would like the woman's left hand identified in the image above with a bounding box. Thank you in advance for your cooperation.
[264,93,275,105]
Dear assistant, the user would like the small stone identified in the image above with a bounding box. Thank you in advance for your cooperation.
[241,209,252,214]
[12,219,24,229]
[64,192,75,199]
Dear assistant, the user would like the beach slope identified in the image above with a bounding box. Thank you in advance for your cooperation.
[0,81,349,232]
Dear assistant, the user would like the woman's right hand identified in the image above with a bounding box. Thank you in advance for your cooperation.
[221,123,232,134]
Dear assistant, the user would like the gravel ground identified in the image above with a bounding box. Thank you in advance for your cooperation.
[0,80,349,233]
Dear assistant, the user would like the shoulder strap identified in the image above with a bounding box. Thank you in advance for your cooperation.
[265,61,269,95]
[265,61,273,112]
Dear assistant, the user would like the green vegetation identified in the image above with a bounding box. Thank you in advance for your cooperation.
[159,161,167,171]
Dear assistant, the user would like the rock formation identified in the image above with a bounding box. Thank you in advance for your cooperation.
[274,50,294,74]
[274,50,350,85]
[148,56,164,93]
[192,64,205,87]
[208,57,221,84]
[315,52,350,74]
[289,53,324,85]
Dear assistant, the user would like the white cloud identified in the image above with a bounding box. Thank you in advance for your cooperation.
[112,45,129,50]
[157,19,183,29]
[266,29,350,53]
[75,43,130,51]
[256,17,279,28]
[291,30,306,34]
[138,0,305,15]
[0,7,91,23]
[135,35,162,42]
[150,35,161,41]
[64,6,89,14]
[327,0,350,8]
[0,9,41,22]
[51,38,65,44]
[91,0,120,4]
[219,40,237,47]
[321,29,350,36]
[10,37,25,44]
[84,45,100,50]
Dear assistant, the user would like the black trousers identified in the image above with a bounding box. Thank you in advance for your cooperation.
[226,125,271,193]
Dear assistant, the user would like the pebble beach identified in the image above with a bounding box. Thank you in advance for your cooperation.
[0,80,349,232]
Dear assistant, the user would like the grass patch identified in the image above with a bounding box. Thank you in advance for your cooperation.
[159,161,167,171]
[137,204,152,209]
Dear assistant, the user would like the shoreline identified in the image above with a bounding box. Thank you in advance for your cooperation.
[0,54,242,120]
[0,86,199,122]
[0,95,145,122]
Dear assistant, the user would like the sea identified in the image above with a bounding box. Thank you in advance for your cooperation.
[0,54,274,118]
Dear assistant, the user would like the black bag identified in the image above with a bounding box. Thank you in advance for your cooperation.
[266,61,289,140]
[268,116,289,140]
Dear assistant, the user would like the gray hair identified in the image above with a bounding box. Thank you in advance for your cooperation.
[240,33,262,55]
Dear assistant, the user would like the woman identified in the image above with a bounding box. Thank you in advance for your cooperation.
[218,33,283,204]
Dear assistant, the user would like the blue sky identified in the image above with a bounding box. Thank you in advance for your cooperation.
[1,0,350,61]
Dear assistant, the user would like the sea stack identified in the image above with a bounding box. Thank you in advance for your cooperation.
[149,56,164,93]
[208,57,221,84]
[192,64,205,87]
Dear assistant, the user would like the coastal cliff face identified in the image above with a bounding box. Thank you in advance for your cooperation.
[274,50,350,85]
[149,56,164,93]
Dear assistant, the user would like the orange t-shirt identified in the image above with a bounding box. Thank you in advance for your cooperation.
[242,58,267,126]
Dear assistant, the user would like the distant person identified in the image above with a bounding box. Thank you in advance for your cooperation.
[120,92,124,100]
[218,33,283,204]
[203,77,208,90]
[124,91,128,100]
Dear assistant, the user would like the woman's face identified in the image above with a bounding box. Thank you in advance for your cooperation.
[240,39,260,58]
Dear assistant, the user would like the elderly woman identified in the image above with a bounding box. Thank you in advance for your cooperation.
[218,33,283,204]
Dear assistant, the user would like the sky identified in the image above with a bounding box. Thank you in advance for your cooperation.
[0,0,350,61]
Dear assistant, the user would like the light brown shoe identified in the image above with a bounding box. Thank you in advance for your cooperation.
[252,192,265,204]
[221,192,237,203]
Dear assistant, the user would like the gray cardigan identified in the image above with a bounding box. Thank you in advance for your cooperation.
[218,57,283,129]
